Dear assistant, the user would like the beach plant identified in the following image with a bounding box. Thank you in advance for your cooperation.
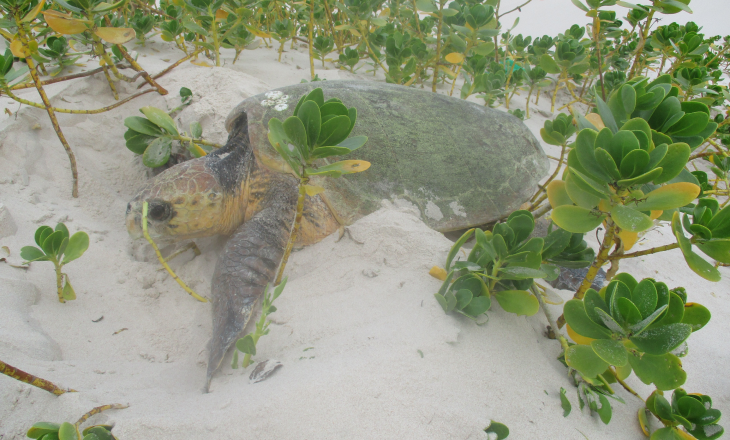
[123,102,223,168]
[26,404,127,440]
[432,211,594,320]
[20,223,89,303]
[645,389,724,439]
[233,278,286,368]
[266,86,370,283]
[563,274,710,391]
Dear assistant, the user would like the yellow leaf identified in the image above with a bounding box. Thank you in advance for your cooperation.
[192,143,207,157]
[191,59,213,67]
[161,33,173,42]
[547,180,572,208]
[378,7,390,17]
[566,324,595,345]
[94,27,135,44]
[339,160,370,173]
[348,28,361,37]
[215,9,228,20]
[637,408,650,436]
[334,24,351,30]
[438,65,457,79]
[10,38,29,58]
[429,266,447,281]
[445,52,464,64]
[43,10,88,35]
[585,113,605,130]
[0,28,14,40]
[304,184,325,196]
[21,0,45,23]
[618,229,638,251]
[650,210,663,220]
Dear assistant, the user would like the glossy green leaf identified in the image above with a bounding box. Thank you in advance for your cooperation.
[668,112,710,136]
[677,395,706,420]
[445,229,474,271]
[336,135,367,152]
[570,169,611,198]
[268,118,301,176]
[617,167,663,188]
[142,137,173,168]
[35,225,53,247]
[124,131,157,155]
[629,352,686,390]
[630,305,668,335]
[190,121,203,139]
[672,212,720,282]
[236,334,256,355]
[304,88,324,107]
[305,160,370,177]
[566,345,609,378]
[564,299,612,339]
[499,266,546,280]
[494,290,539,316]
[653,292,685,328]
[124,116,163,137]
[559,387,572,417]
[551,205,606,233]
[316,115,351,147]
[434,293,449,312]
[596,394,612,425]
[41,231,63,256]
[21,246,49,262]
[461,296,491,317]
[620,148,650,179]
[62,231,89,264]
[653,143,691,184]
[649,427,684,440]
[595,308,626,335]
[310,146,351,159]
[633,182,700,211]
[707,205,730,238]
[297,100,321,150]
[454,289,473,310]
[539,54,560,74]
[62,278,76,301]
[575,129,611,183]
[27,422,61,439]
[611,204,653,233]
[696,239,730,264]
[58,422,79,440]
[484,421,509,439]
[594,148,621,181]
[283,116,309,160]
[140,107,178,136]
[596,96,618,133]
[630,323,692,355]
[681,303,711,331]
[632,279,658,319]
[617,297,642,326]
[590,339,628,367]
[584,289,609,326]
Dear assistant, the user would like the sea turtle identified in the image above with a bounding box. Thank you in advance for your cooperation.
[125,80,549,391]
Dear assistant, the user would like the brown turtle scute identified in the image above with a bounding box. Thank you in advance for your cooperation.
[126,81,548,392]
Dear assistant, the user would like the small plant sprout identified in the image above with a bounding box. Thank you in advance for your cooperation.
[26,404,128,440]
[267,86,370,283]
[1,358,75,395]
[234,278,287,369]
[141,201,207,302]
[123,92,223,168]
[645,389,724,439]
[21,223,89,303]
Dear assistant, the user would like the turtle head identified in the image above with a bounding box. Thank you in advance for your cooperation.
[126,157,244,242]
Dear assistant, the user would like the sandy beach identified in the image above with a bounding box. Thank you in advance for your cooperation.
[1,25,729,440]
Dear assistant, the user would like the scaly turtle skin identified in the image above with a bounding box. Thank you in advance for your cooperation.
[126,81,548,392]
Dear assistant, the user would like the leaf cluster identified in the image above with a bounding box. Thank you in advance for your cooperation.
[564,273,710,389]
[646,389,723,440]
[27,422,117,440]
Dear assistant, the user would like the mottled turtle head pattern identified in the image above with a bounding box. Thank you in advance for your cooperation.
[126,113,252,242]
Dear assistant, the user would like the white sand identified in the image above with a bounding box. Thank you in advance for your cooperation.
[1,36,729,440]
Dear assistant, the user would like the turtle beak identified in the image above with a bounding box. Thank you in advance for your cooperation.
[126,201,144,240]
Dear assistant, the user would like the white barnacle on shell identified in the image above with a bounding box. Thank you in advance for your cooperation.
[261,99,275,107]
[274,103,288,111]
[265,90,283,99]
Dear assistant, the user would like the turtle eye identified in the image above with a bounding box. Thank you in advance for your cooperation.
[148,202,172,222]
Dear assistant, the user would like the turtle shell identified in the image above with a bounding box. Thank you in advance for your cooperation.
[227,81,548,232]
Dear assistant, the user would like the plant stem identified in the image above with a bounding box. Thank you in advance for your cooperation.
[16,21,79,198]
[607,242,679,260]
[54,260,64,303]
[211,12,221,67]
[609,367,644,402]
[3,88,156,114]
[628,10,654,79]
[0,359,76,395]
[142,202,208,302]
[308,0,315,79]
[530,143,566,203]
[147,48,206,83]
[557,220,616,328]
[275,182,306,285]
[592,15,606,101]
[431,0,445,92]
[75,404,128,429]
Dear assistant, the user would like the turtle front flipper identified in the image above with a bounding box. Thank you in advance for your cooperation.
[204,176,297,392]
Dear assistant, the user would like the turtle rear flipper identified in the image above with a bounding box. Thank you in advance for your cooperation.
[205,179,297,392]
